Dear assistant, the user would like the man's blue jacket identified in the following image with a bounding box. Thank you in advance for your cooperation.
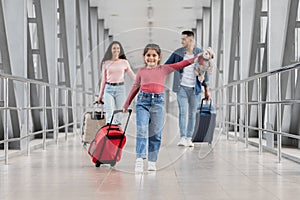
[165,47,209,95]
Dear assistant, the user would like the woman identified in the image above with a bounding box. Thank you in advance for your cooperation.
[98,41,135,124]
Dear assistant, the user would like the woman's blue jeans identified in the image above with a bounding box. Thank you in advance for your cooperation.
[103,84,125,124]
[135,91,164,162]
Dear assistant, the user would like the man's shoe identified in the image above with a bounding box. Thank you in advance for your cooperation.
[135,158,144,173]
[148,161,157,171]
[186,138,194,147]
[177,137,187,146]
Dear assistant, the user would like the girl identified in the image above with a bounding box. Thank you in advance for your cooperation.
[123,43,200,173]
[98,41,135,124]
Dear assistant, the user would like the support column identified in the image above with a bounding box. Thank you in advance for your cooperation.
[89,6,98,95]
[211,0,225,124]
[27,0,54,137]
[202,7,211,49]
[104,28,110,51]
[64,0,76,88]
[97,19,105,90]
[75,0,85,107]
[269,0,291,145]
[57,0,73,128]
[196,19,203,47]
[0,0,21,149]
[281,0,300,146]
[79,0,93,103]
[224,0,241,129]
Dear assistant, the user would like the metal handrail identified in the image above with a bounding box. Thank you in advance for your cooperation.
[212,62,300,163]
[221,121,300,140]
[218,99,300,106]
[214,63,300,90]
[0,72,95,95]
[0,72,96,164]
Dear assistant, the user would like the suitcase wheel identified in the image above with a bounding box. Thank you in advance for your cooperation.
[95,161,102,167]
[110,162,116,167]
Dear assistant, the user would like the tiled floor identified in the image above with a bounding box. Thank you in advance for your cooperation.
[1,115,300,200]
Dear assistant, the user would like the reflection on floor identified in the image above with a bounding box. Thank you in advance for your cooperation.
[1,114,300,200]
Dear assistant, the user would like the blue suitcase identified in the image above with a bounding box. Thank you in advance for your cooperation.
[192,98,216,144]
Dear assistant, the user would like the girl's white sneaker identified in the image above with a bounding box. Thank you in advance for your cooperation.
[135,158,144,173]
[148,161,156,171]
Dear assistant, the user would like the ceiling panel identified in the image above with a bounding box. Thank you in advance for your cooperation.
[90,0,210,68]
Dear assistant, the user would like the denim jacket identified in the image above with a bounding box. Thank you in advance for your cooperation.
[165,47,209,95]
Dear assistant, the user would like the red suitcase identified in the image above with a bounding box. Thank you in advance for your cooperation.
[88,109,132,167]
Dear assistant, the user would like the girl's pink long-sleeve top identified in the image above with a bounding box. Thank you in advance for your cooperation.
[123,56,196,110]
[98,59,135,99]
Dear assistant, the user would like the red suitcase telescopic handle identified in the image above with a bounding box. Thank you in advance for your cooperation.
[107,109,132,135]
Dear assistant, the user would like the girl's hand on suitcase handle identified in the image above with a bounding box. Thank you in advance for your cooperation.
[122,108,132,114]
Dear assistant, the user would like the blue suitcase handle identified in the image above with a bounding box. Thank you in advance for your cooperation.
[200,98,213,112]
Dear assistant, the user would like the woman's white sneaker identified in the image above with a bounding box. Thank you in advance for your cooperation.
[135,158,144,173]
[148,161,156,171]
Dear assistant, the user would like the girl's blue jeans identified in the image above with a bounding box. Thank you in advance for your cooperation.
[135,91,164,162]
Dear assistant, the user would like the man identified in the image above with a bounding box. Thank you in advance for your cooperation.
[165,30,210,147]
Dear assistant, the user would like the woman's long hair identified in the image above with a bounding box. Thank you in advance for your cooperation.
[98,41,127,88]
[100,41,127,70]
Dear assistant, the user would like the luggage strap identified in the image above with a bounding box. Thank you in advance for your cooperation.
[107,127,120,131]
[106,134,125,140]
